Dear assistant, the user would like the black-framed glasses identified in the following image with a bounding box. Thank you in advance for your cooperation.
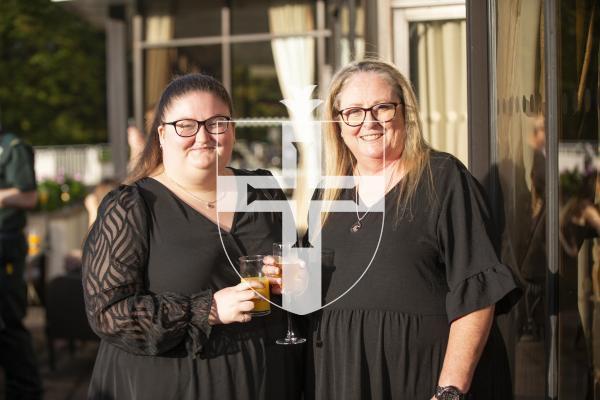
[162,115,232,137]
[338,102,400,127]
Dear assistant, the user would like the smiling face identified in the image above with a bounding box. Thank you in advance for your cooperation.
[336,72,405,171]
[158,90,234,181]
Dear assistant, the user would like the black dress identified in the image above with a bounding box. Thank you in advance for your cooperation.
[307,152,521,400]
[82,170,302,400]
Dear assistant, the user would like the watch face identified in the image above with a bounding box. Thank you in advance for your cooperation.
[439,392,459,400]
[436,386,464,400]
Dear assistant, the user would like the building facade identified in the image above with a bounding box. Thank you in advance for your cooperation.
[61,0,600,398]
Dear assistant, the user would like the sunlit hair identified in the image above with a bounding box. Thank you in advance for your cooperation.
[321,59,432,225]
[126,73,233,184]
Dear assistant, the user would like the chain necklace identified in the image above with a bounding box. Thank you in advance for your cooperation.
[164,173,223,209]
[350,167,395,233]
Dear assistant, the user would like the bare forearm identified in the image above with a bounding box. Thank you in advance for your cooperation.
[0,188,37,209]
[437,305,494,393]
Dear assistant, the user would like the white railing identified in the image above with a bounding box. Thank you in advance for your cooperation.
[33,144,114,186]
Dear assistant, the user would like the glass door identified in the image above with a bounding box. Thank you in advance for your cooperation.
[392,1,468,165]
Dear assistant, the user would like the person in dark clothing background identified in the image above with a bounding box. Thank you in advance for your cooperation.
[0,121,42,399]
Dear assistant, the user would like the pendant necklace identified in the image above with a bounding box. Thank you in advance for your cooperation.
[350,168,395,233]
[164,173,223,209]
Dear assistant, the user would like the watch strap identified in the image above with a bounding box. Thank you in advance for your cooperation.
[434,385,468,400]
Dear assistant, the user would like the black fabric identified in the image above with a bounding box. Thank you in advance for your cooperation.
[0,133,41,399]
[82,170,302,400]
[0,235,43,399]
[306,152,520,400]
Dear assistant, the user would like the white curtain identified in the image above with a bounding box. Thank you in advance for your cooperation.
[269,3,317,234]
[496,0,542,180]
[145,11,174,108]
[415,20,468,166]
[269,4,315,103]
[339,5,366,65]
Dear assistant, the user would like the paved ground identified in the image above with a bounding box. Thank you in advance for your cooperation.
[0,306,98,400]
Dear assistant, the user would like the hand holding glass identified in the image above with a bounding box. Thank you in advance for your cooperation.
[239,255,270,317]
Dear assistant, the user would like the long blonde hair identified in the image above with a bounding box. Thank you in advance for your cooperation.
[321,59,432,225]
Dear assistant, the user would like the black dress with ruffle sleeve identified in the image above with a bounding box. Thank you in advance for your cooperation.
[306,152,521,400]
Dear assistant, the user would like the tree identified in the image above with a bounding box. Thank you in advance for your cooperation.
[0,0,106,145]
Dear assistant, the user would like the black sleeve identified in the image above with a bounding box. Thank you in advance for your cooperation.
[82,185,213,356]
[6,142,36,192]
[436,161,521,323]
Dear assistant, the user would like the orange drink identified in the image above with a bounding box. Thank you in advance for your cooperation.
[239,255,271,317]
[242,276,271,314]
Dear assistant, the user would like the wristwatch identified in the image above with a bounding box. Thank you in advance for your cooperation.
[434,385,467,400]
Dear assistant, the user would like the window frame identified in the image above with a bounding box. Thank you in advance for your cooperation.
[132,1,331,129]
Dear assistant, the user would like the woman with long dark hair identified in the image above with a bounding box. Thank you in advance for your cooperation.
[83,73,300,400]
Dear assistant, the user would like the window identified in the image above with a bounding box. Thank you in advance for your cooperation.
[392,1,468,165]
[134,1,339,171]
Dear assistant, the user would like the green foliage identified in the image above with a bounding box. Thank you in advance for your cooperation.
[231,64,287,142]
[0,0,107,145]
[232,65,286,116]
[37,174,87,212]
[559,168,584,199]
[37,179,61,212]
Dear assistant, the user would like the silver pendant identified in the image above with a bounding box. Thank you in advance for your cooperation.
[350,221,361,233]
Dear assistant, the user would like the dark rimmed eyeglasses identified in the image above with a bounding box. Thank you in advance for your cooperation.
[338,102,401,127]
[162,115,232,137]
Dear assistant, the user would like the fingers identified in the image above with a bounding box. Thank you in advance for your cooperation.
[238,289,261,301]
[238,300,255,313]
[236,312,252,323]
[262,256,280,278]
[270,284,283,296]
[263,255,275,265]
[235,281,254,291]
[265,276,282,295]
[265,276,282,286]
[235,280,264,291]
[263,265,281,277]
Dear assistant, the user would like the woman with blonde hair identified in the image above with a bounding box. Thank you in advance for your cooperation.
[268,60,520,399]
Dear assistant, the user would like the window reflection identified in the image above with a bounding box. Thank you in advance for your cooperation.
[521,114,546,344]
[557,0,599,397]
[144,45,222,108]
[231,42,286,118]
[491,0,599,396]
[492,1,546,398]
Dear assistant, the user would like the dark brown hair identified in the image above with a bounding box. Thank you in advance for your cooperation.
[126,73,233,184]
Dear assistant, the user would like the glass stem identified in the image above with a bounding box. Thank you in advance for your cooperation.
[287,313,294,337]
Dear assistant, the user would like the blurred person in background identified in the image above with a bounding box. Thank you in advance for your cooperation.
[0,120,42,400]
[83,178,119,228]
[127,105,155,171]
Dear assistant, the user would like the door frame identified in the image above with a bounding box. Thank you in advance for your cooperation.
[390,0,466,78]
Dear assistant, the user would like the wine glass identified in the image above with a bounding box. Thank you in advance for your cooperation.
[273,243,306,345]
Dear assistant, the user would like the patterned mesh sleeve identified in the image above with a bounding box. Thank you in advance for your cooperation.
[82,185,213,357]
